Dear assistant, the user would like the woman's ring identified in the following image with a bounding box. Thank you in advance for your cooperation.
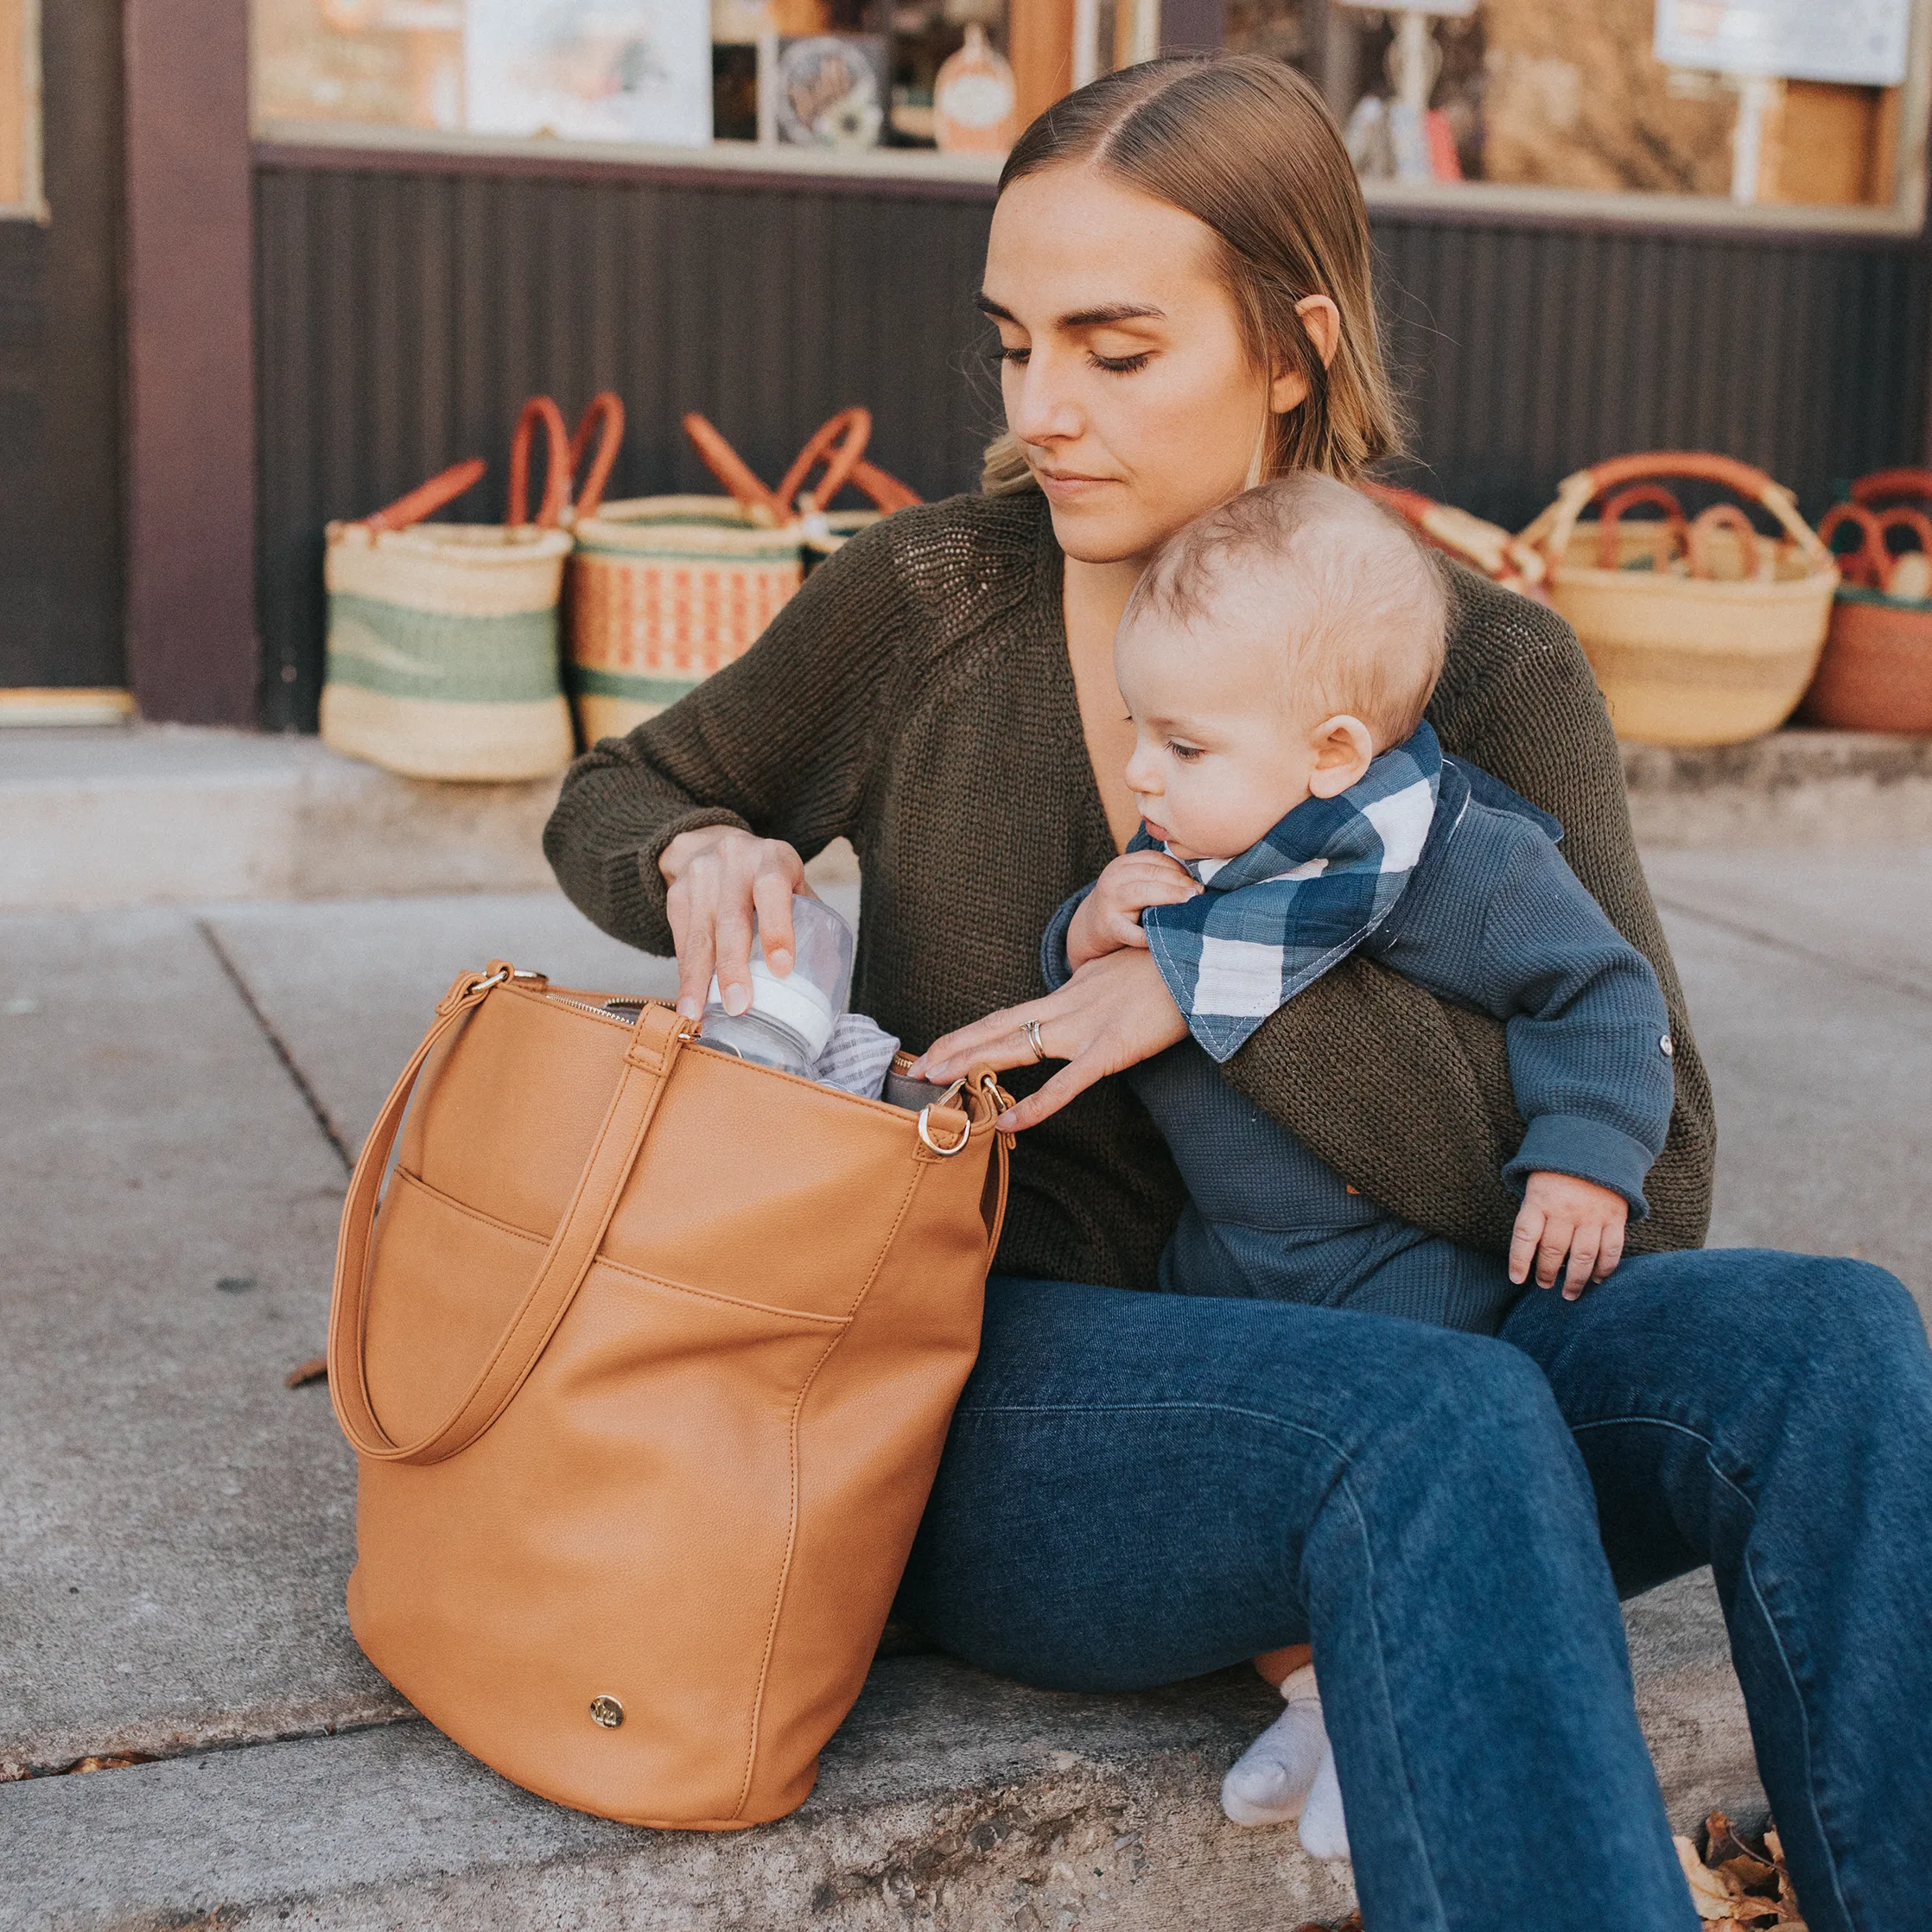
[1023,1019,1047,1063]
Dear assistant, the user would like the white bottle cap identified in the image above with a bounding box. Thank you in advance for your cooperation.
[705,956,837,1059]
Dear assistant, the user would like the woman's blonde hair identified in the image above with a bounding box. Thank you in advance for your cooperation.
[981,55,1401,496]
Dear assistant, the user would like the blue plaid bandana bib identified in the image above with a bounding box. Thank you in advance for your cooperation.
[1138,722,1443,1063]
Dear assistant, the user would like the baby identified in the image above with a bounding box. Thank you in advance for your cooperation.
[1043,473,1676,1858]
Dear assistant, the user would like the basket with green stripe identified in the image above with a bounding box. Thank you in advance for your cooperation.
[566,410,919,744]
[321,396,604,783]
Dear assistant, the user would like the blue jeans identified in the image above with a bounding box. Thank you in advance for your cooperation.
[896,1249,1932,1932]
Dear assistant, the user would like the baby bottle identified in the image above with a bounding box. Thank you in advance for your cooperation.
[701,893,855,1077]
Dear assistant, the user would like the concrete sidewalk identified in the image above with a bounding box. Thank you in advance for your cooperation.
[2,850,1927,1928]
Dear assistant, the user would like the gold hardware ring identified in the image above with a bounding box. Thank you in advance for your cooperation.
[917,1105,972,1156]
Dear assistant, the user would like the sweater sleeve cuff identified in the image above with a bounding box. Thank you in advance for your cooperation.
[1503,1115,1656,1220]
[615,806,754,957]
[1039,886,1093,992]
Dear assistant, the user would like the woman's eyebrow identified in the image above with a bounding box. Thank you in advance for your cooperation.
[1058,302,1166,328]
[974,293,1166,328]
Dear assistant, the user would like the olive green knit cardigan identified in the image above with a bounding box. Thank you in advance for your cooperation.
[544,490,1714,1293]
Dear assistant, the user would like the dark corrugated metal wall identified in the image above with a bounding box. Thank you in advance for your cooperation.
[1375,219,1932,534]
[254,163,1001,731]
[255,157,1930,731]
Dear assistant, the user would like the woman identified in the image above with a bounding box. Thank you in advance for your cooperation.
[545,58,1932,1931]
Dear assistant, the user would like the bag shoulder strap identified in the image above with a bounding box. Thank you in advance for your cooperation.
[328,972,690,1467]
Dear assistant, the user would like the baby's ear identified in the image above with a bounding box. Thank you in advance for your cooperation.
[1306,715,1375,798]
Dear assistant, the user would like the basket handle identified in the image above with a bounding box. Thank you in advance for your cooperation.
[1818,501,1886,588]
[681,410,914,524]
[1875,507,1932,589]
[775,408,872,518]
[1361,479,1547,588]
[1851,467,1932,507]
[506,396,574,529]
[849,457,924,514]
[682,412,786,524]
[1825,501,1932,594]
[1522,450,1828,575]
[1685,503,1763,581]
[1595,484,1687,569]
[568,391,626,522]
[359,459,487,535]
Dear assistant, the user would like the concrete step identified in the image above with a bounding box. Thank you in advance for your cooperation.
[1622,728,1932,848]
[0,1575,1757,1932]
[3,723,1930,913]
[0,725,859,912]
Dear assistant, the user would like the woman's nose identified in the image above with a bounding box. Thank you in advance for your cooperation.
[1007,358,1083,446]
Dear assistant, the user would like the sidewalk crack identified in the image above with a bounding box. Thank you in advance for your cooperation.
[195,919,354,1173]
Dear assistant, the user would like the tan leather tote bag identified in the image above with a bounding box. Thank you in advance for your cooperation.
[327,961,1010,1828]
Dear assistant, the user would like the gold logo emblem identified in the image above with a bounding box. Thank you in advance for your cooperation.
[588,1695,624,1729]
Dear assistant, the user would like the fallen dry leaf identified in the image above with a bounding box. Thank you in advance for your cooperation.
[1706,1810,1779,1891]
[1683,1814,1806,1931]
[1758,1822,1804,1929]
[1678,1835,1743,1915]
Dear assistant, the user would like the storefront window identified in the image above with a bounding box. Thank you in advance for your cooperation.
[251,0,1929,227]
[249,0,1084,162]
[1224,0,1929,228]
[0,0,43,221]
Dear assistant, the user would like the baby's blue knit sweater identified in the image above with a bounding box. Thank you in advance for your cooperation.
[1043,759,1675,1333]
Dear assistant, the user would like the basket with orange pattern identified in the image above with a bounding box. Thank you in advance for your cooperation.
[1801,468,1932,734]
[567,410,920,744]
[1519,452,1839,747]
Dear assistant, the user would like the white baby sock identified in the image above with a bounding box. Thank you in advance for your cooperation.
[1296,1730,1351,1862]
[1219,1662,1328,1828]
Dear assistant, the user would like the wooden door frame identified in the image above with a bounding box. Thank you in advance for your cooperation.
[124,0,255,725]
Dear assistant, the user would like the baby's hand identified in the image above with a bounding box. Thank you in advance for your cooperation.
[1066,852,1202,969]
[1509,1173,1628,1301]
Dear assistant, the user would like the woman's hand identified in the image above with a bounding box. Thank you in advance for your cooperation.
[659,825,808,1020]
[909,948,1189,1133]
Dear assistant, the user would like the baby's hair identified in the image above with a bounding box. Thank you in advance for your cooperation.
[1126,473,1448,747]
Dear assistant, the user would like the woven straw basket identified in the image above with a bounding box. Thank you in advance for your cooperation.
[567,409,920,742]
[322,397,584,782]
[568,499,809,742]
[1520,453,1838,747]
[1802,468,1932,734]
